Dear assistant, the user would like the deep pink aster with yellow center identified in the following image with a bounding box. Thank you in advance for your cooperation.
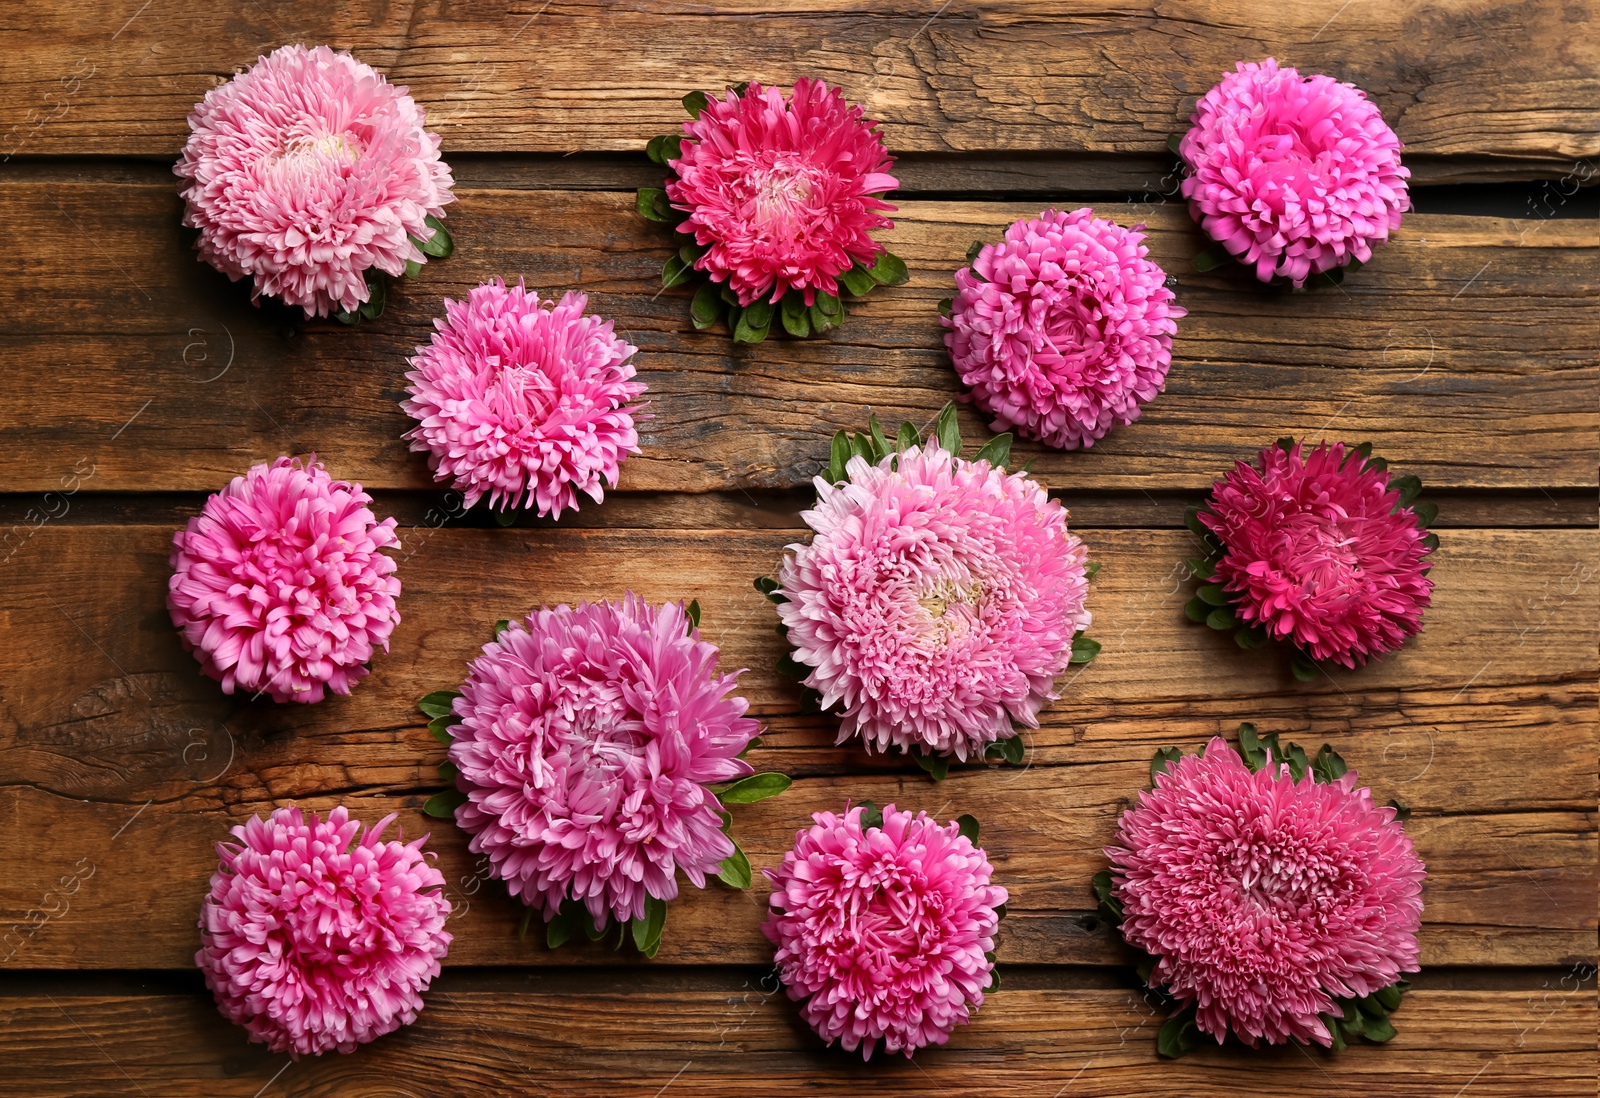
[176,44,455,316]
[763,804,1007,1059]
[1179,58,1409,286]
[1107,738,1425,1047]
[666,78,899,306]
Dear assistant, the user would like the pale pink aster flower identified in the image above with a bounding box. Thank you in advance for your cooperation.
[401,279,645,518]
[763,804,1007,1059]
[447,595,759,927]
[1107,738,1425,1047]
[1180,58,1409,286]
[944,209,1185,450]
[197,805,452,1056]
[168,456,400,703]
[1201,440,1433,668]
[777,444,1091,760]
[667,78,898,306]
[176,44,455,316]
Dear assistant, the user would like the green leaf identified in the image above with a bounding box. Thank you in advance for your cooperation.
[422,789,467,818]
[546,901,583,950]
[1150,745,1183,783]
[1237,723,1266,771]
[732,301,771,343]
[419,216,453,259]
[866,251,910,286]
[1183,507,1211,540]
[712,772,792,804]
[754,575,784,602]
[966,240,986,265]
[632,895,668,957]
[1388,798,1412,822]
[897,420,920,451]
[775,652,809,680]
[689,280,724,330]
[404,258,423,280]
[1411,500,1439,528]
[438,759,460,783]
[1289,651,1321,682]
[1156,1011,1201,1059]
[717,842,753,888]
[1167,133,1184,155]
[358,273,387,320]
[913,751,951,781]
[492,618,511,639]
[838,264,876,297]
[1183,596,1209,623]
[985,735,1025,766]
[937,296,952,316]
[645,133,683,166]
[986,960,1002,992]
[427,714,459,743]
[685,599,701,629]
[1085,560,1101,579]
[1312,743,1349,783]
[972,432,1013,469]
[779,292,810,337]
[1420,531,1440,552]
[727,81,750,97]
[682,90,709,118]
[636,186,672,222]
[849,432,872,463]
[956,813,980,844]
[333,307,360,325]
[934,402,961,454]
[868,416,891,461]
[829,430,852,483]
[1233,625,1269,650]
[1192,245,1232,272]
[1362,1015,1397,1042]
[1376,982,1405,1012]
[1196,584,1229,607]
[1389,474,1423,507]
[417,690,461,719]
[1204,606,1237,631]
[1285,742,1310,782]
[492,506,519,527]
[855,800,884,830]
[662,254,693,289]
[1069,634,1102,664]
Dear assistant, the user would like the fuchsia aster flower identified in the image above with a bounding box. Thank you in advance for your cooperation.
[197,806,452,1056]
[1106,737,1425,1048]
[764,804,1007,1059]
[401,279,645,518]
[1179,58,1409,287]
[446,596,760,927]
[1197,439,1434,669]
[176,44,455,317]
[777,437,1091,761]
[666,78,899,306]
[944,209,1184,450]
[168,456,400,703]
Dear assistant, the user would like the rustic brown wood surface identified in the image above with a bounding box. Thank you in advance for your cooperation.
[2,1,1596,1094]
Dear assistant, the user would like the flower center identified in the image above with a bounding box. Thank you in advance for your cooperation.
[746,157,819,231]
[1278,512,1361,594]
[280,131,361,165]
[917,580,983,644]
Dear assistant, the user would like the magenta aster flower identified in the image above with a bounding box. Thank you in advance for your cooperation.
[1106,737,1424,1047]
[665,78,899,307]
[944,209,1185,450]
[176,44,455,317]
[401,279,645,518]
[1179,58,1409,286]
[446,596,760,928]
[763,803,1007,1060]
[197,805,452,1056]
[1196,440,1434,669]
[168,456,400,703]
[776,435,1091,762]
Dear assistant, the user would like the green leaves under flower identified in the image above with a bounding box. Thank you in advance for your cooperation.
[711,772,792,804]
[333,216,454,325]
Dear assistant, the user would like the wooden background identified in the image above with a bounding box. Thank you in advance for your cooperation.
[2,1,1596,1094]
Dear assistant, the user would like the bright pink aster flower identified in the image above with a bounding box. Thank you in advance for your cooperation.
[778,444,1091,760]
[763,804,1007,1059]
[1107,738,1425,1047]
[667,78,898,306]
[401,279,644,518]
[447,595,759,927]
[197,805,452,1056]
[1179,58,1409,286]
[1201,440,1433,667]
[944,209,1185,450]
[176,44,455,316]
[168,456,400,703]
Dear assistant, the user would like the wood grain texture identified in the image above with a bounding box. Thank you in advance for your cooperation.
[4,185,1597,493]
[1,524,1592,969]
[4,980,1595,1097]
[4,0,1598,173]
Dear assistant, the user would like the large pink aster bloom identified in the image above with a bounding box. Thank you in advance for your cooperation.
[447,596,759,926]
[401,279,645,518]
[778,444,1091,760]
[763,804,1007,1059]
[197,806,452,1056]
[1201,440,1433,667]
[1107,739,1425,1046]
[176,44,455,316]
[1179,58,1409,286]
[168,456,400,703]
[944,209,1185,450]
[667,78,899,306]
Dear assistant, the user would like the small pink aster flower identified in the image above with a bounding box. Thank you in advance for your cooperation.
[176,44,455,316]
[447,595,759,927]
[764,804,1007,1060]
[401,279,645,518]
[944,209,1185,450]
[197,805,452,1056]
[667,78,899,306]
[778,443,1091,760]
[1180,58,1409,286]
[1201,440,1434,668]
[1107,738,1425,1047]
[168,456,400,703]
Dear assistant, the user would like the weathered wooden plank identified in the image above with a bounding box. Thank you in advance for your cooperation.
[3,0,1596,173]
[1,525,1592,969]
[3,981,1594,1097]
[4,186,1596,492]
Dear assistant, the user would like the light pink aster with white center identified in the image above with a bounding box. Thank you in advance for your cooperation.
[447,595,759,927]
[176,44,455,316]
[763,804,1007,1059]
[778,444,1091,760]
[667,78,899,306]
[1179,58,1409,287]
[944,208,1185,450]
[168,456,400,703]
[401,279,645,518]
[1108,739,1425,1047]
[1201,440,1433,668]
[197,806,452,1056]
